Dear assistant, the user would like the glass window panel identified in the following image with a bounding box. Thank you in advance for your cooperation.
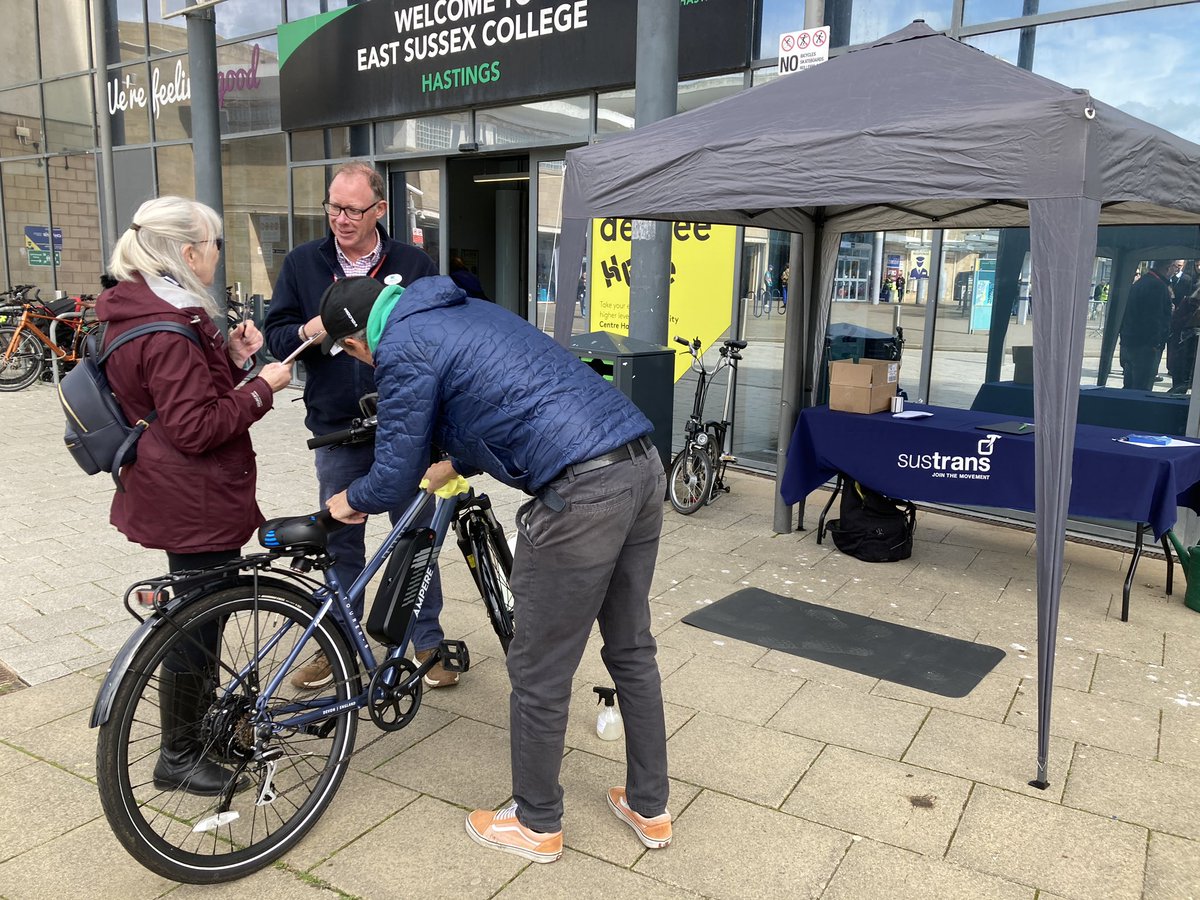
[2,160,50,290]
[965,0,1121,26]
[38,0,92,77]
[824,0,952,49]
[146,6,189,56]
[215,1,282,39]
[105,0,148,62]
[758,0,812,58]
[535,159,568,335]
[0,86,43,160]
[678,74,744,114]
[476,96,590,148]
[291,165,332,247]
[148,54,192,142]
[217,37,280,136]
[967,6,1200,144]
[43,75,95,154]
[155,142,194,197]
[596,89,634,136]
[376,112,472,156]
[286,0,349,23]
[291,127,352,161]
[0,6,38,88]
[222,133,287,301]
[106,63,152,146]
[112,146,154,230]
[46,155,104,297]
[391,168,440,267]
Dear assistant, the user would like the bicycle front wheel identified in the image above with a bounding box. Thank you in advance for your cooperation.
[0,327,44,391]
[669,445,714,514]
[96,583,359,884]
[462,514,515,653]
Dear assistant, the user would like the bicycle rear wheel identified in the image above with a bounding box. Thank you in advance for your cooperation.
[0,328,44,391]
[669,444,714,514]
[96,583,359,884]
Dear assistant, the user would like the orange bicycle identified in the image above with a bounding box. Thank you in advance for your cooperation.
[0,285,98,391]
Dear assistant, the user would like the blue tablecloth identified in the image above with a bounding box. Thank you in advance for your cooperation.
[971,381,1189,435]
[782,404,1200,539]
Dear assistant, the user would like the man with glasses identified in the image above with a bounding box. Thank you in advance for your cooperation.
[264,161,455,691]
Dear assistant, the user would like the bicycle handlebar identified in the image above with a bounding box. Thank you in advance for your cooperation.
[307,416,378,450]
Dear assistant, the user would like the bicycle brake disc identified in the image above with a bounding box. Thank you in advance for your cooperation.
[366,657,422,732]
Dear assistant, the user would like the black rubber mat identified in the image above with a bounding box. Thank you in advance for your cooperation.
[682,588,1005,698]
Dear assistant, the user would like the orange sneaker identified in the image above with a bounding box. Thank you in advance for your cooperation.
[608,787,672,849]
[466,802,563,863]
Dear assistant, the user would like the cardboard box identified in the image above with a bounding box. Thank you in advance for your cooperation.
[1012,345,1033,384]
[828,358,899,414]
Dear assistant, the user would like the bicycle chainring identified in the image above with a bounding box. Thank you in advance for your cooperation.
[366,657,422,732]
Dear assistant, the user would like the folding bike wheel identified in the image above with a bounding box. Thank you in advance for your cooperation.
[668,444,714,514]
[96,584,359,884]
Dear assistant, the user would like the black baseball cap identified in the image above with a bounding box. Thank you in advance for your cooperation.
[318,276,384,354]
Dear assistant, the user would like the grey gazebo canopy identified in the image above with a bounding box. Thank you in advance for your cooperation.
[552,21,1200,787]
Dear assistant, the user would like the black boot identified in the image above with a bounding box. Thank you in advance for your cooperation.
[153,669,246,796]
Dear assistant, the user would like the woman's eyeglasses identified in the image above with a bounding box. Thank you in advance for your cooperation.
[200,238,225,252]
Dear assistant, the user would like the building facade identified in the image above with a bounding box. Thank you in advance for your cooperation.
[3,0,1199,534]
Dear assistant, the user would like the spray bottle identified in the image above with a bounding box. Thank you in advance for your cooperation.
[593,686,623,741]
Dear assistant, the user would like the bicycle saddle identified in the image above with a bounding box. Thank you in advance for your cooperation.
[258,511,342,551]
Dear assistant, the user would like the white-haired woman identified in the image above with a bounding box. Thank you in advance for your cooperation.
[96,195,292,795]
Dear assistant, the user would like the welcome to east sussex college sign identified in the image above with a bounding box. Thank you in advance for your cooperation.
[278,0,752,132]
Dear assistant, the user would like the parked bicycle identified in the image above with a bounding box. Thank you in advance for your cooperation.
[752,287,784,318]
[92,416,515,883]
[668,335,746,514]
[0,284,98,391]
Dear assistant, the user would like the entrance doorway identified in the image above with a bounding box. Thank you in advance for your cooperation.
[446,154,529,316]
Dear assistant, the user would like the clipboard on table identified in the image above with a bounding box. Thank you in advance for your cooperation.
[974,421,1034,435]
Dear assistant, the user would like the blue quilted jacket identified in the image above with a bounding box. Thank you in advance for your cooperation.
[346,276,653,514]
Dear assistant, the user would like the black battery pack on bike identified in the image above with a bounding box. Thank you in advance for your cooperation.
[365,527,439,644]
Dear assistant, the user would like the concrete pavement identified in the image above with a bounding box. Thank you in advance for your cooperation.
[2,381,1199,899]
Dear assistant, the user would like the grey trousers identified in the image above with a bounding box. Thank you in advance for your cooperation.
[507,446,668,833]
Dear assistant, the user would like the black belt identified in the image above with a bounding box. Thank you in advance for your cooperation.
[536,435,654,512]
[564,435,654,478]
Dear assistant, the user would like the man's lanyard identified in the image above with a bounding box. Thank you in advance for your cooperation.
[333,253,388,282]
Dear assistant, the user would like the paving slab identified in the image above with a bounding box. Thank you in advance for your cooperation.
[1159,704,1200,771]
[555,748,700,867]
[782,745,972,855]
[4,708,96,779]
[871,667,1021,724]
[1090,654,1200,711]
[665,711,820,807]
[821,839,1035,900]
[947,784,1147,900]
[166,864,344,899]
[1005,683,1160,759]
[0,672,95,738]
[634,789,850,900]
[277,769,418,872]
[346,705,458,774]
[313,794,523,899]
[904,708,1074,801]
[0,818,173,900]
[1143,831,1200,900]
[500,848,702,899]
[372,716,512,810]
[1064,745,1200,839]
[660,652,801,726]
[767,680,929,759]
[0,763,101,862]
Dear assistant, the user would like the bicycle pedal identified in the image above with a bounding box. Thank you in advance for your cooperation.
[438,639,470,673]
[719,454,737,463]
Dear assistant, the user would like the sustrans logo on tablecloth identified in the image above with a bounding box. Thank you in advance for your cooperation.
[896,434,1000,481]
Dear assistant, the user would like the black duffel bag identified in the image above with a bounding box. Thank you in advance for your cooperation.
[826,479,916,562]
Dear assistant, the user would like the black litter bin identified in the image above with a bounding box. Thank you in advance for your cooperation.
[569,331,674,471]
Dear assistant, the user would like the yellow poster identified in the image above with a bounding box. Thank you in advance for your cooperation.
[589,218,736,382]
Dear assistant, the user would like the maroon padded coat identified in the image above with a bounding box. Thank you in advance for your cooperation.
[95,276,274,553]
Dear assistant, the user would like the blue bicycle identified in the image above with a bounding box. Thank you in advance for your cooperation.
[92,419,514,883]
